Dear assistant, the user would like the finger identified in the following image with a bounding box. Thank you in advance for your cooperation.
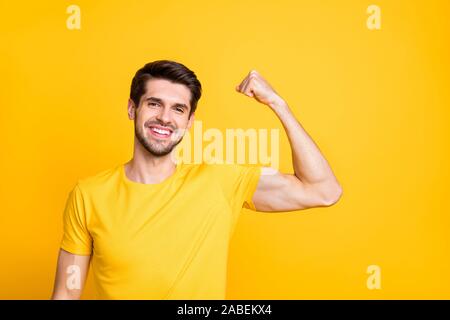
[235,77,246,91]
[242,83,254,97]
[238,69,256,92]
[242,75,257,97]
[237,75,250,92]
[241,76,254,96]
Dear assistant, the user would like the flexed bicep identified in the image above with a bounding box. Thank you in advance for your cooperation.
[252,167,338,212]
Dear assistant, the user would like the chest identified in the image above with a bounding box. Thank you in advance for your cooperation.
[85,180,233,270]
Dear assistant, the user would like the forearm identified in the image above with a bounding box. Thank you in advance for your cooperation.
[270,98,340,187]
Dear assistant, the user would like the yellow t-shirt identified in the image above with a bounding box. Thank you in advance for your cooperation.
[60,162,261,299]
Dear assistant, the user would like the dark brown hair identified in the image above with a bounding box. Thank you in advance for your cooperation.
[130,60,202,117]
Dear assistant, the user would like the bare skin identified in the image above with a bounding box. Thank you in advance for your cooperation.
[235,70,342,211]
[51,249,90,300]
[51,72,342,299]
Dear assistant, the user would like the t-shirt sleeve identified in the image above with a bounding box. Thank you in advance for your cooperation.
[217,164,262,212]
[215,164,262,236]
[60,183,93,255]
[240,166,262,211]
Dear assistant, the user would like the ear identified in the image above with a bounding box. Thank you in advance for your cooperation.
[187,112,195,130]
[127,99,136,120]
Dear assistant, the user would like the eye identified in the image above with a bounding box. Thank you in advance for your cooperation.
[148,102,160,107]
[174,106,185,113]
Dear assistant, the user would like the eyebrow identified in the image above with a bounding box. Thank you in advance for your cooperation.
[145,96,189,110]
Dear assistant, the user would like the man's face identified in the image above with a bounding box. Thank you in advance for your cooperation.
[128,78,194,157]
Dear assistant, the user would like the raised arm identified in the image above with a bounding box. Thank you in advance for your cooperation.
[51,249,91,300]
[235,70,342,212]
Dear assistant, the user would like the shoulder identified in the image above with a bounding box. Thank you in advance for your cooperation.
[190,162,262,181]
[75,165,121,194]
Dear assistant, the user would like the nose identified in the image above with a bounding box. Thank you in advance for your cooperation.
[155,105,172,125]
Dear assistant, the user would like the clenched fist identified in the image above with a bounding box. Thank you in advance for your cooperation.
[235,70,285,109]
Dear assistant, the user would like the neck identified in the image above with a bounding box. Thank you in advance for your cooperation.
[124,140,177,184]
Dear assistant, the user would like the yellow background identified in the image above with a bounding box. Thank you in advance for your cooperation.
[0,0,449,299]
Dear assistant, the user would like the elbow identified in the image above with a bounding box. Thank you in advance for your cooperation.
[320,183,343,207]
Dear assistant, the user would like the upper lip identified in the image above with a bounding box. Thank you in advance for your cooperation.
[148,125,174,133]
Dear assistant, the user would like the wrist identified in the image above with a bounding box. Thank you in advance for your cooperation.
[269,97,289,113]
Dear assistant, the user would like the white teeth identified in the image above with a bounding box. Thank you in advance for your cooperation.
[151,127,170,135]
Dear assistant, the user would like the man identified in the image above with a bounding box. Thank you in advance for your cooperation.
[51,60,342,300]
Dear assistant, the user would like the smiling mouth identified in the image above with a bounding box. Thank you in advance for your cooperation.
[147,126,173,139]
